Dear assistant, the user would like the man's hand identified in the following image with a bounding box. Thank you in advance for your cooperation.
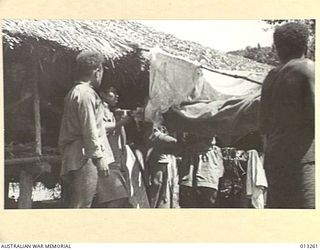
[92,157,110,176]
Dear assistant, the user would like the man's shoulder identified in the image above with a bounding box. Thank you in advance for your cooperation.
[73,83,95,93]
[262,67,281,87]
[285,58,314,78]
[68,84,96,99]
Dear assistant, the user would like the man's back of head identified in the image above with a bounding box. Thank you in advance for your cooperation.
[76,50,105,88]
[273,22,309,63]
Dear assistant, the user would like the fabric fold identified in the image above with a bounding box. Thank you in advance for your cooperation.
[246,150,268,208]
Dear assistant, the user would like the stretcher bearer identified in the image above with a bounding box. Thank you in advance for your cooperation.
[179,135,224,208]
[93,87,133,208]
[259,22,315,208]
[146,124,180,208]
[58,51,114,208]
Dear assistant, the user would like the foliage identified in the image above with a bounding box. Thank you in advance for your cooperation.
[228,20,315,66]
[228,45,279,66]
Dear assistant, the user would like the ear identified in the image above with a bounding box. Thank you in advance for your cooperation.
[94,66,103,75]
[91,68,98,78]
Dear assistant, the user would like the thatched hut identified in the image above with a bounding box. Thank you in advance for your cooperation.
[2,19,272,208]
[3,19,272,146]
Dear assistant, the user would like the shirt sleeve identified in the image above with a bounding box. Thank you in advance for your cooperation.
[77,91,103,159]
[149,128,178,153]
[150,129,177,144]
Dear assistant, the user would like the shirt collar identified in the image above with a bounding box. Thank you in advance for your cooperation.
[75,81,94,89]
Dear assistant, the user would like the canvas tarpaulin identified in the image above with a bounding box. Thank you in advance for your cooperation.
[145,48,268,145]
[144,48,202,124]
[164,91,261,145]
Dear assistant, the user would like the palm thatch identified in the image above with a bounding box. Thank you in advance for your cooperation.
[3,19,272,148]
[2,19,272,72]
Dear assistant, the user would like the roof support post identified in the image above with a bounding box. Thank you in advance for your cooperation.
[33,58,42,156]
[18,51,42,209]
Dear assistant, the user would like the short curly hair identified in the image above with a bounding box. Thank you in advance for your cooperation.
[76,50,105,78]
[273,22,309,61]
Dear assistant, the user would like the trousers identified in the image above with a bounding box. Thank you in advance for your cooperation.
[63,159,98,208]
[266,162,315,209]
[179,185,218,208]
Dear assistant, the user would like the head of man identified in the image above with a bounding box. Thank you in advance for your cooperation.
[76,51,105,89]
[273,22,309,63]
[100,86,119,107]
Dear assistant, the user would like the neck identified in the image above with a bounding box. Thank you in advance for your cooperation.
[280,54,305,65]
[77,79,97,89]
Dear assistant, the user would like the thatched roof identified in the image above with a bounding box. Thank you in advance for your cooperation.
[2,19,272,72]
[3,19,273,148]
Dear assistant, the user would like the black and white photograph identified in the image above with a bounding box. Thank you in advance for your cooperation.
[3,19,315,210]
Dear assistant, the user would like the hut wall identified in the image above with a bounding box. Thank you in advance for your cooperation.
[4,43,77,147]
[4,42,150,149]
[4,47,35,144]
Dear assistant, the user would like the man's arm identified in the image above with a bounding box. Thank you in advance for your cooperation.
[78,92,109,175]
[287,61,315,131]
[77,92,103,158]
[258,70,275,137]
[149,128,178,152]
[302,61,315,127]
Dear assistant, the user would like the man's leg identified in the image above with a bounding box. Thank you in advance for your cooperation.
[179,185,197,208]
[169,157,180,208]
[148,163,167,208]
[196,187,218,208]
[68,159,98,208]
[266,166,301,208]
[156,163,171,208]
[300,162,315,209]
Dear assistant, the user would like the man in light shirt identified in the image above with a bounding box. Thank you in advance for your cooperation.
[58,51,114,208]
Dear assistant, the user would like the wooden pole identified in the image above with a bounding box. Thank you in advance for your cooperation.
[18,170,33,209]
[6,155,60,166]
[19,53,41,209]
[200,65,263,85]
[4,175,10,209]
[33,59,42,156]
